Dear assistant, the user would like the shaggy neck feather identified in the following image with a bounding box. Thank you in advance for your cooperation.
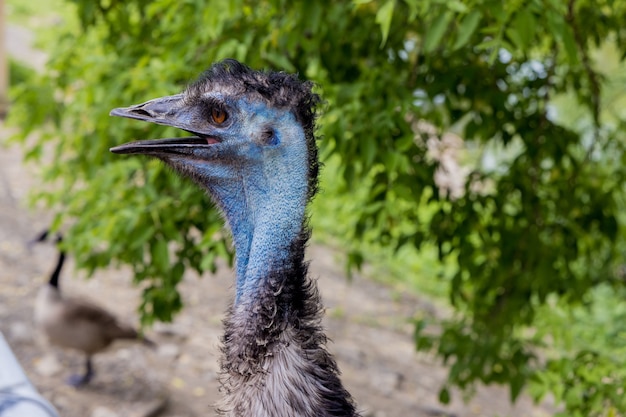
[210,130,358,416]
[218,225,358,416]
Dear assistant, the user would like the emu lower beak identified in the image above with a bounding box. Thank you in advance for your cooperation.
[110,137,211,156]
[109,94,219,155]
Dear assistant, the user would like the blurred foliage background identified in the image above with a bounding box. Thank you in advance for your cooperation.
[5,0,626,415]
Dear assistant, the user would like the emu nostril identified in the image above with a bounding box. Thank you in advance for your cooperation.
[131,108,152,117]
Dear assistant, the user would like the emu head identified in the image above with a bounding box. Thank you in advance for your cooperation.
[110,59,320,202]
[110,59,321,300]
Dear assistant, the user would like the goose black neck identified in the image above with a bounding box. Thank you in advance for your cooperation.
[48,250,65,289]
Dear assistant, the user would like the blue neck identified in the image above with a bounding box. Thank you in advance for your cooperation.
[237,202,306,303]
[209,181,255,294]
[208,127,309,303]
[223,180,306,303]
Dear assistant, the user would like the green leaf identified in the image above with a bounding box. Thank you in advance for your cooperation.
[151,238,170,275]
[508,8,535,50]
[262,52,296,72]
[438,386,451,404]
[375,0,395,47]
[423,11,452,53]
[362,135,377,167]
[560,24,579,65]
[510,373,525,402]
[546,12,579,65]
[445,1,468,13]
[453,10,482,50]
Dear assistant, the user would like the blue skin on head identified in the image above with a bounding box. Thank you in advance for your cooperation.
[159,97,309,303]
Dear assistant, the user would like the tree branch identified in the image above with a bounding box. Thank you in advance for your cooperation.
[566,0,602,161]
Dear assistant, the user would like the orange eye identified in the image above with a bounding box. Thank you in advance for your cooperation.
[212,107,227,125]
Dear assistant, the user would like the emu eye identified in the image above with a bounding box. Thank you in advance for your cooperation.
[211,107,227,125]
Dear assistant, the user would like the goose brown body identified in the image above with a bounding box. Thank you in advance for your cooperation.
[33,231,149,386]
[35,285,139,355]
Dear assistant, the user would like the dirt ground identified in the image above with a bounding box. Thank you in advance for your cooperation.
[0,117,558,417]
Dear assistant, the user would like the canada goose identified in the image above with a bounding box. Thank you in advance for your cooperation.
[32,230,152,386]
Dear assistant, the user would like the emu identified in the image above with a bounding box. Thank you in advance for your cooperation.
[110,59,359,416]
[32,230,151,386]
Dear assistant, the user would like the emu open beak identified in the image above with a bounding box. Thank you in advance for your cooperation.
[109,94,220,155]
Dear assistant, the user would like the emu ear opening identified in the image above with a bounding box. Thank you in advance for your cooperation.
[258,128,278,146]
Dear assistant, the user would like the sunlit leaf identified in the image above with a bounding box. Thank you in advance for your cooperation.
[423,11,452,53]
[375,0,395,47]
[452,10,482,50]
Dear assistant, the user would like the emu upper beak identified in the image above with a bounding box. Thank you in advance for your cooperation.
[109,94,220,155]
